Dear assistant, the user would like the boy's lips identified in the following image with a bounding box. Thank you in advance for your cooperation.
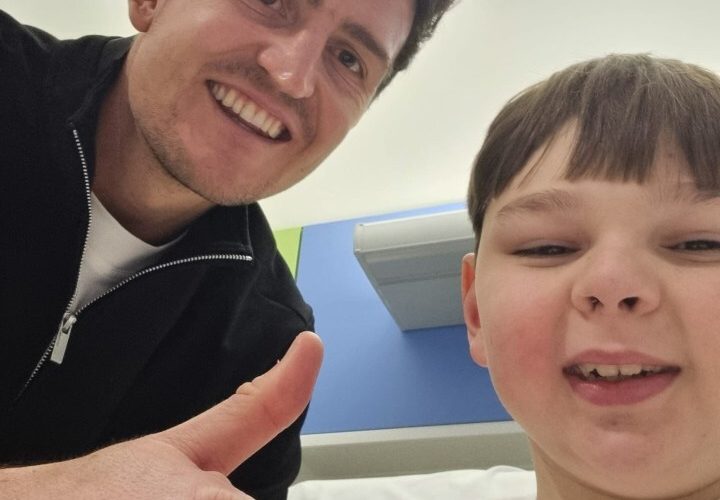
[562,350,681,406]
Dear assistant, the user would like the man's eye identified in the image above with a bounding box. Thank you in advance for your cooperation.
[672,240,720,251]
[259,0,281,9]
[513,245,576,257]
[242,0,285,15]
[254,0,283,13]
[337,49,362,75]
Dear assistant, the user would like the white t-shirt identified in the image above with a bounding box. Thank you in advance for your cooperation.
[69,192,180,311]
[288,466,537,500]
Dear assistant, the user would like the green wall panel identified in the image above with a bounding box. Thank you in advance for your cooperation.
[272,227,302,279]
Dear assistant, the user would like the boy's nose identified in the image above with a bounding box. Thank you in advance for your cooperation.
[571,250,660,316]
[582,295,642,312]
[257,29,323,99]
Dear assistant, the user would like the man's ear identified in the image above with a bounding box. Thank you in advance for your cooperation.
[461,253,488,367]
[128,0,161,33]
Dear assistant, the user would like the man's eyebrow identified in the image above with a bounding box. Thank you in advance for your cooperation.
[496,189,580,220]
[305,0,391,66]
[341,21,391,67]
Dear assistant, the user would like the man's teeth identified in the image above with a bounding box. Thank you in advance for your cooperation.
[211,83,285,139]
[576,363,665,380]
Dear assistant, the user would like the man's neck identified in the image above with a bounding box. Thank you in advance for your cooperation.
[92,64,212,246]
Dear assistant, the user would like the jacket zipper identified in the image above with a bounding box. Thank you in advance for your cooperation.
[13,127,253,404]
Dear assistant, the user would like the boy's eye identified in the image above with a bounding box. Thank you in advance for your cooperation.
[513,245,577,257]
[671,239,720,251]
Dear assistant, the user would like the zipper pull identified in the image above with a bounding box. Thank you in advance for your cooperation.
[50,312,77,365]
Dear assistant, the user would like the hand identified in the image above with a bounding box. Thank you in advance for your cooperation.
[0,331,324,500]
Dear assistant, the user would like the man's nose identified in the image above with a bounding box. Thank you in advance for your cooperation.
[570,247,661,317]
[257,29,323,99]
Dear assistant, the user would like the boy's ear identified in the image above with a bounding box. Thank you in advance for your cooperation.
[128,0,161,33]
[461,253,488,367]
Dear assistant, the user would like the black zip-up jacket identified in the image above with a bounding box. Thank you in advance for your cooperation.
[0,11,313,499]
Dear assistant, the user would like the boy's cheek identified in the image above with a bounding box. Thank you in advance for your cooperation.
[486,322,554,383]
[474,270,565,404]
[486,337,557,423]
[480,300,561,406]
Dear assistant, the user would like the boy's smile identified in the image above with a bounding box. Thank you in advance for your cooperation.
[462,124,720,497]
[562,352,681,406]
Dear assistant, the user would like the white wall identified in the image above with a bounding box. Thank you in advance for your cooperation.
[4,1,720,229]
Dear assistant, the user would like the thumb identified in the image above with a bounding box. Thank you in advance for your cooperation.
[156,330,323,475]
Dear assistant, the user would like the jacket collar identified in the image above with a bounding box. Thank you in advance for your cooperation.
[66,36,132,128]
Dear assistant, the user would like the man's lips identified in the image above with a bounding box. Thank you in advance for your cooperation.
[562,351,681,406]
[208,81,290,142]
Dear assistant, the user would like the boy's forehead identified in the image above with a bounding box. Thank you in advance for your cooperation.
[497,123,578,197]
[487,125,716,217]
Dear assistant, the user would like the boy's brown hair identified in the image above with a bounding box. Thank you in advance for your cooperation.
[467,54,720,246]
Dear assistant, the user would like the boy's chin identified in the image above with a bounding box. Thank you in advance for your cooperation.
[531,433,717,499]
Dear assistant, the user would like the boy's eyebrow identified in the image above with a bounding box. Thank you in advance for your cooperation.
[651,182,720,205]
[494,184,720,222]
[495,189,580,220]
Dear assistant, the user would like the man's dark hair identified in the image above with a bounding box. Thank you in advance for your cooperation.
[467,53,720,246]
[378,0,458,93]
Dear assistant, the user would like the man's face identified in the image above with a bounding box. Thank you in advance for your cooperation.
[125,0,413,205]
[462,126,720,497]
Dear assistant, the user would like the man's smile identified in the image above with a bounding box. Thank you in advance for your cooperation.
[208,81,290,142]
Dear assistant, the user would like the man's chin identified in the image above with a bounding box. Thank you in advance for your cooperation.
[185,180,273,207]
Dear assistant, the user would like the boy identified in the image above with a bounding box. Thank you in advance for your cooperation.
[462,53,720,498]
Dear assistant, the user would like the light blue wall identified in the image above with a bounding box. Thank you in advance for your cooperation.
[296,203,511,434]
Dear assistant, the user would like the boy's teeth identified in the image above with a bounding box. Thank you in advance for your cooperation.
[595,365,620,377]
[210,83,286,139]
[617,364,642,376]
[576,363,664,379]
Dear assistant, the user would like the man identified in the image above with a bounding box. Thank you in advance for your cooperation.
[0,0,456,498]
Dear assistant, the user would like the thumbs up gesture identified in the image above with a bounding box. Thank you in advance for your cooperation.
[0,331,324,499]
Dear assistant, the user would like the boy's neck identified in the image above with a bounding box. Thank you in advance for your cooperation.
[533,447,720,500]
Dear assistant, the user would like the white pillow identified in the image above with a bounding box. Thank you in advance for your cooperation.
[288,466,536,500]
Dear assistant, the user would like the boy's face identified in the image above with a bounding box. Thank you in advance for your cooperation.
[462,125,720,497]
[125,0,413,205]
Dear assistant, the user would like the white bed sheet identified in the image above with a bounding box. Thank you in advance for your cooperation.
[288,466,536,500]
